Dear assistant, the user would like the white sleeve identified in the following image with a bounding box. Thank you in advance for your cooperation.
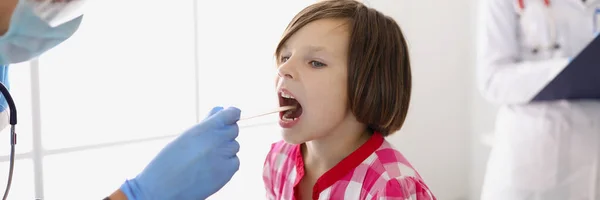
[475,0,569,105]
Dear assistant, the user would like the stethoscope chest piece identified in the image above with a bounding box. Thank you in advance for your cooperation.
[530,43,561,54]
[516,0,561,55]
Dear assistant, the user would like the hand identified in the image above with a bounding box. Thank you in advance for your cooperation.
[120,106,242,200]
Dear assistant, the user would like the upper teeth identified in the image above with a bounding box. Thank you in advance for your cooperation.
[281,92,294,99]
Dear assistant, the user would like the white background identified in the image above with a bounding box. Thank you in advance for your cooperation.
[0,0,499,200]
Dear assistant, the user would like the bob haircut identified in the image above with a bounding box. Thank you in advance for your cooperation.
[275,0,411,136]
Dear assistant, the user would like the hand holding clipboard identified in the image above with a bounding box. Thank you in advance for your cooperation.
[532,33,600,101]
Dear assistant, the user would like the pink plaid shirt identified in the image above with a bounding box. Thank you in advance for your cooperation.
[262,132,436,200]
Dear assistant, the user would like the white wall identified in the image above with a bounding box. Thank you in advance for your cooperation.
[364,0,479,199]
[469,0,501,199]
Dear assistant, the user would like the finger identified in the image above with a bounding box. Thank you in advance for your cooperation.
[222,124,240,141]
[213,140,240,160]
[212,107,241,125]
[217,156,240,184]
[200,106,224,123]
[228,155,241,173]
[228,140,240,157]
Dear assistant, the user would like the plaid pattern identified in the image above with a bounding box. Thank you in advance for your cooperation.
[263,133,436,200]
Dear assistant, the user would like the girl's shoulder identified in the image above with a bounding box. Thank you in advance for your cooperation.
[362,140,436,199]
[263,140,300,171]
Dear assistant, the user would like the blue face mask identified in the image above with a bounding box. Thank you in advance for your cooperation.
[0,0,83,65]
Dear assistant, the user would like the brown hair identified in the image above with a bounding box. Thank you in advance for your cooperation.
[275,0,411,136]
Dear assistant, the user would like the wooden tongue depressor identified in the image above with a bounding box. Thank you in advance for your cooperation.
[238,105,296,121]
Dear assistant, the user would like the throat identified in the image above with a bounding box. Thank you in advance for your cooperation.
[297,171,318,200]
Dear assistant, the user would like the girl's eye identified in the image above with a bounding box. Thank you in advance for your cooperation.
[280,56,290,63]
[310,61,326,68]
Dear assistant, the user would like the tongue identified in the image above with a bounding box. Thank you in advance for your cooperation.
[285,105,303,118]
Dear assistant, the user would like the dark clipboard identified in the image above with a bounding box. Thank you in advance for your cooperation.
[531,34,600,102]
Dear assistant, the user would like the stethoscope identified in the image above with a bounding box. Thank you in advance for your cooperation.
[0,82,18,200]
[515,0,562,54]
[516,0,600,54]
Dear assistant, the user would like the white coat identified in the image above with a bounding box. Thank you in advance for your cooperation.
[477,0,600,199]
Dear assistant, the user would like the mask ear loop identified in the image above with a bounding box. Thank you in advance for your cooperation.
[0,81,17,200]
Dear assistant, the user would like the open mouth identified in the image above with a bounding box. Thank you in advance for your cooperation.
[279,91,303,121]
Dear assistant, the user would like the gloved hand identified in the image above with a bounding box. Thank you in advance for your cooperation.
[120,106,242,200]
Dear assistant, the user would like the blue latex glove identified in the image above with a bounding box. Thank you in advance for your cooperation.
[120,106,241,200]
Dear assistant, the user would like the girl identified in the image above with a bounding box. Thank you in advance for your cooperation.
[263,0,436,199]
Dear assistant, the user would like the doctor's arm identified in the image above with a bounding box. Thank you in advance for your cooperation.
[476,0,569,105]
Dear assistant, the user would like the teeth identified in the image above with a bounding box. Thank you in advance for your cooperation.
[281,92,294,99]
[282,116,297,121]
[282,110,297,121]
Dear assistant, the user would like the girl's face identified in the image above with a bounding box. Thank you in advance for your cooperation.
[276,18,356,144]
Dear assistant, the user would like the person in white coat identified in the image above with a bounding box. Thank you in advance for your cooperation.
[477,0,600,199]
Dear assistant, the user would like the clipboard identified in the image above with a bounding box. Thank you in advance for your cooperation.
[531,34,600,101]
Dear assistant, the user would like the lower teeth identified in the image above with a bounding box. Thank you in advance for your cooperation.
[282,117,296,121]
[283,111,297,121]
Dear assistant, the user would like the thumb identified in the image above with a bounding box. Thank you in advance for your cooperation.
[207,106,224,117]
[211,107,241,125]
